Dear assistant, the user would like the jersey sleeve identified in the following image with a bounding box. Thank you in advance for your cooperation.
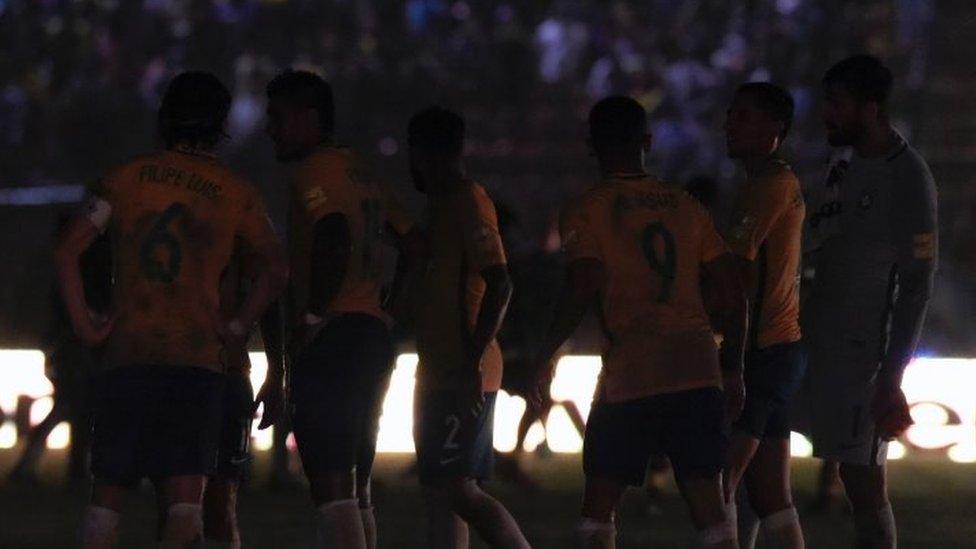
[559,198,602,263]
[83,169,123,233]
[294,160,346,226]
[727,174,795,260]
[891,157,938,266]
[696,201,729,264]
[461,187,507,272]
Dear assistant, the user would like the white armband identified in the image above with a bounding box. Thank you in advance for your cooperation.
[85,197,112,233]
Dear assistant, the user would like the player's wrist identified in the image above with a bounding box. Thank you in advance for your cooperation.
[227,318,247,338]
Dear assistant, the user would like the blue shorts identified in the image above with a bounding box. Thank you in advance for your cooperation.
[291,313,394,478]
[584,387,727,486]
[213,372,254,480]
[414,390,497,485]
[733,341,807,439]
[91,365,224,486]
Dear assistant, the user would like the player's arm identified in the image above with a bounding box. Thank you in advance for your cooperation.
[727,177,791,295]
[873,165,938,438]
[228,192,289,340]
[381,194,425,326]
[53,195,115,346]
[254,299,286,429]
[460,190,511,415]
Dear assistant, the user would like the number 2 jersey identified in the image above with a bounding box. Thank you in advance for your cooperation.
[287,146,413,324]
[560,174,729,403]
[88,149,281,373]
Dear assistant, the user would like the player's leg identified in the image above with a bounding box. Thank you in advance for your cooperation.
[666,388,736,548]
[153,366,226,548]
[743,440,803,548]
[9,389,68,482]
[416,390,529,548]
[354,323,395,549]
[202,372,254,548]
[82,367,149,548]
[292,315,371,548]
[839,463,894,549]
[579,476,626,549]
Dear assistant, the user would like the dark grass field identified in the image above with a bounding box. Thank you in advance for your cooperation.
[1,450,974,548]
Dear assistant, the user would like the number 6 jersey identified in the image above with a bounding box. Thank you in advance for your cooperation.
[86,148,282,372]
[560,174,729,403]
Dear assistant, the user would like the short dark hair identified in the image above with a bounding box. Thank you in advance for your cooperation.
[266,70,335,134]
[157,71,231,149]
[736,82,795,140]
[823,55,893,105]
[408,106,465,159]
[588,96,647,152]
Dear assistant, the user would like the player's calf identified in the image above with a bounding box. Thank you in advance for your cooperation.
[161,502,204,549]
[203,479,241,548]
[839,464,895,549]
[429,479,530,549]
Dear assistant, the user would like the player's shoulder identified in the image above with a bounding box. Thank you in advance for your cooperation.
[297,145,356,179]
[454,179,498,213]
[888,140,935,187]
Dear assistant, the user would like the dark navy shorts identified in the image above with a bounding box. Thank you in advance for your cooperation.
[583,387,727,486]
[733,341,807,439]
[91,365,224,486]
[213,372,254,480]
[414,390,498,485]
[291,313,394,478]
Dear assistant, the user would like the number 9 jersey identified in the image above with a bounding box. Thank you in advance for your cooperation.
[560,174,730,403]
[86,149,282,373]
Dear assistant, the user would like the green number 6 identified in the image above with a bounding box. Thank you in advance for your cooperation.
[139,203,187,283]
[641,223,676,303]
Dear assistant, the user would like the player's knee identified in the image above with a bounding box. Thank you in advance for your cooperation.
[839,465,888,510]
[202,493,238,542]
[162,502,203,548]
[309,471,356,506]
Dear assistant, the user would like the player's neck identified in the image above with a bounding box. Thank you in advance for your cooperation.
[741,153,781,178]
[853,123,897,159]
[598,159,646,180]
[426,164,467,195]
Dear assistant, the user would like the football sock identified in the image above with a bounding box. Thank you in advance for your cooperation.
[161,503,203,549]
[316,499,367,549]
[735,493,759,549]
[760,506,804,548]
[80,506,120,549]
[854,503,896,549]
[360,506,377,549]
[697,519,736,548]
[577,518,615,549]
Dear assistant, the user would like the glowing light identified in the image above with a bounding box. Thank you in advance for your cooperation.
[252,428,274,451]
[888,441,907,460]
[0,422,16,449]
[546,406,583,453]
[375,354,418,453]
[31,397,54,426]
[550,355,601,419]
[911,402,950,425]
[0,350,50,414]
[948,443,976,464]
[47,423,70,450]
[790,432,813,458]
[522,423,547,453]
[492,391,526,452]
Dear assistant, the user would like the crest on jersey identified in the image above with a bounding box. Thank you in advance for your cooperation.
[857,190,874,215]
[730,215,755,243]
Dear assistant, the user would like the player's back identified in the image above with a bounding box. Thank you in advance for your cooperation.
[563,175,728,402]
[98,149,267,372]
[289,146,409,322]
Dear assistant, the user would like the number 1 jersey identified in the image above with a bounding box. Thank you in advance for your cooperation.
[89,149,281,372]
[560,174,729,402]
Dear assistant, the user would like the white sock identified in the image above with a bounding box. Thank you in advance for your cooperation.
[161,503,203,549]
[760,507,804,549]
[854,503,896,549]
[80,506,120,549]
[697,519,736,548]
[577,518,615,549]
[360,506,377,549]
[316,499,367,549]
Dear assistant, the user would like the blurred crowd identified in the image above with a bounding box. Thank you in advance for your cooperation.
[2,0,949,348]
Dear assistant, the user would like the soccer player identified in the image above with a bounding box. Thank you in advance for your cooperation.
[55,71,288,549]
[408,106,531,549]
[805,55,937,548]
[722,82,806,548]
[264,70,421,549]
[531,96,747,549]
[198,251,286,548]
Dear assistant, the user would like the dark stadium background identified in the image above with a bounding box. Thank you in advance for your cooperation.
[2,1,976,547]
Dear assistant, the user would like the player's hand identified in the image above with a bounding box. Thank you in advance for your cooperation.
[75,309,115,346]
[463,354,486,418]
[529,356,556,409]
[872,377,913,440]
[254,373,285,430]
[722,370,745,422]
